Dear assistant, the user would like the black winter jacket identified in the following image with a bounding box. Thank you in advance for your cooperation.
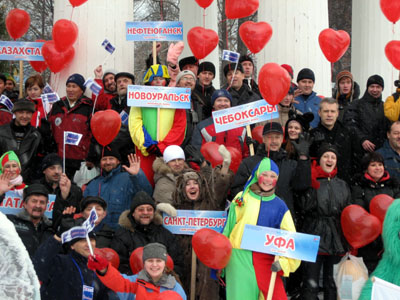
[332,81,360,122]
[110,210,184,276]
[192,82,216,119]
[221,83,261,107]
[33,236,110,300]
[231,146,311,218]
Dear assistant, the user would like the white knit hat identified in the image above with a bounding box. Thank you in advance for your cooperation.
[163,145,185,163]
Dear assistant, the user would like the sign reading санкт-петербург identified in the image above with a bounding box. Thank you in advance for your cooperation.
[127,85,191,109]
[126,21,183,41]
[212,100,279,133]
[162,210,227,235]
[240,224,320,262]
[0,41,44,61]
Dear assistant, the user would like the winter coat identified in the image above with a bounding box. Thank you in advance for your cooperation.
[0,108,13,126]
[97,265,186,300]
[344,91,390,151]
[294,91,321,128]
[192,82,216,119]
[109,95,129,114]
[377,140,400,180]
[48,96,93,162]
[332,81,360,122]
[191,116,249,159]
[35,177,82,230]
[110,210,184,276]
[27,97,46,128]
[7,209,54,257]
[84,165,153,229]
[243,78,261,98]
[0,120,42,183]
[33,236,110,300]
[231,146,311,219]
[92,78,116,111]
[384,87,400,122]
[310,120,361,184]
[221,83,261,107]
[299,167,351,255]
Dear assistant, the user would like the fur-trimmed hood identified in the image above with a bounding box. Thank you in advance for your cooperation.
[118,209,164,232]
[152,157,190,176]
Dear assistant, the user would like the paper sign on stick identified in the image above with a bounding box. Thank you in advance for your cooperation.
[126,21,183,41]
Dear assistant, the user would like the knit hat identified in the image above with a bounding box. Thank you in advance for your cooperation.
[262,122,284,136]
[317,143,339,161]
[41,153,62,172]
[143,242,168,262]
[367,74,384,89]
[0,151,21,175]
[285,111,314,137]
[281,64,294,79]
[178,56,199,71]
[115,72,135,85]
[163,145,185,163]
[211,89,232,107]
[336,70,353,85]
[239,54,254,66]
[102,146,121,161]
[198,62,216,76]
[176,70,196,84]
[0,74,6,84]
[80,196,107,211]
[223,63,244,77]
[5,73,16,86]
[66,73,86,92]
[12,99,35,113]
[297,68,315,83]
[130,191,156,213]
[23,183,48,202]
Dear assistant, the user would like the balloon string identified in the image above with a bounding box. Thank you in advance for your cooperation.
[331,62,333,85]
[98,146,104,196]
[70,7,74,21]
[267,115,272,158]
[203,8,206,28]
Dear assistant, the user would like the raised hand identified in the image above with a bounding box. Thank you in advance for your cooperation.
[122,154,141,175]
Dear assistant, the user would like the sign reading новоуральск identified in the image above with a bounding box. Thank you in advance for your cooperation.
[126,21,183,41]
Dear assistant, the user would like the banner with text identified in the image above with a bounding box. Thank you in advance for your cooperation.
[163,210,227,235]
[240,224,320,262]
[128,85,191,109]
[126,21,183,41]
[0,41,44,61]
[212,100,279,133]
[0,192,55,219]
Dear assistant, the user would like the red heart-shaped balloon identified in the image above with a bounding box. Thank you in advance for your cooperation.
[258,63,291,106]
[200,142,242,173]
[380,0,400,24]
[187,27,219,60]
[385,40,400,70]
[195,0,214,9]
[42,40,75,73]
[251,126,264,144]
[5,9,30,40]
[90,110,121,146]
[192,228,232,269]
[341,204,382,249]
[53,19,78,52]
[318,29,350,63]
[94,247,120,269]
[225,0,259,19]
[369,194,394,224]
[239,21,273,54]
[69,0,88,7]
[129,247,174,274]
[30,39,48,73]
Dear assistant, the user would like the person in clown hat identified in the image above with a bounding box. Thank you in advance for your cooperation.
[222,157,300,300]
[0,150,26,198]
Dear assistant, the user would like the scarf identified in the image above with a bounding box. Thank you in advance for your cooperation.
[311,160,338,189]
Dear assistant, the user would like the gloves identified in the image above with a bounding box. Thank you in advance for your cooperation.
[245,136,257,147]
[292,132,313,158]
[88,254,109,274]
[218,145,231,169]
[167,42,184,66]
[156,203,177,217]
[184,145,205,166]
[146,144,162,157]
[271,260,282,272]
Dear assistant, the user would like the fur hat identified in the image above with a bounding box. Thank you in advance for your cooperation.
[223,63,244,77]
[66,73,86,92]
[198,62,216,76]
[143,242,168,262]
[130,191,156,213]
[239,54,254,66]
[297,68,315,83]
[178,56,199,71]
[12,99,35,113]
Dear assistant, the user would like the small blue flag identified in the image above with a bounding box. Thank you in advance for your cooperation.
[84,78,102,96]
[222,50,240,63]
[64,131,83,146]
[83,207,98,232]
[0,95,13,111]
[61,226,87,244]
[41,93,60,104]
[101,39,115,54]
[120,110,129,125]
[43,83,54,94]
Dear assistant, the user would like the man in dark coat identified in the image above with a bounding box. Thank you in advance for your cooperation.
[231,122,311,220]
[192,61,216,119]
[239,54,261,97]
[110,191,183,277]
[7,184,54,257]
[344,74,391,153]
[377,121,400,180]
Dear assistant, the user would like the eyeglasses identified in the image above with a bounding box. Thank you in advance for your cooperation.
[181,77,195,82]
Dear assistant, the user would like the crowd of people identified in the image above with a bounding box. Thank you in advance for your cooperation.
[1,43,400,299]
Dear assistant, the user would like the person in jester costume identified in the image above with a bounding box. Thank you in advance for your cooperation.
[222,157,300,300]
[129,64,187,185]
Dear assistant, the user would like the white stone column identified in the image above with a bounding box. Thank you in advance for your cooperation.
[352,0,400,98]
[257,0,331,97]
[179,2,220,88]
[52,0,134,97]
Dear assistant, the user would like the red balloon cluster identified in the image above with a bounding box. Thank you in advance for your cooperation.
[94,247,120,269]
[239,21,273,54]
[258,63,291,106]
[194,0,214,9]
[53,19,78,52]
[91,110,121,146]
[369,194,394,224]
[385,41,400,70]
[5,9,30,40]
[42,41,75,73]
[380,0,400,24]
[69,0,88,7]
[187,27,219,60]
[192,228,232,269]
[225,0,259,19]
[318,29,350,63]
[200,142,242,173]
[129,247,174,274]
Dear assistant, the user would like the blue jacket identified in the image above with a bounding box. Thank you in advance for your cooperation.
[294,91,321,128]
[377,140,400,180]
[84,165,153,229]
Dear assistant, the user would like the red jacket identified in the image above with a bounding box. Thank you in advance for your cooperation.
[91,79,116,111]
[0,109,12,126]
[27,97,46,128]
